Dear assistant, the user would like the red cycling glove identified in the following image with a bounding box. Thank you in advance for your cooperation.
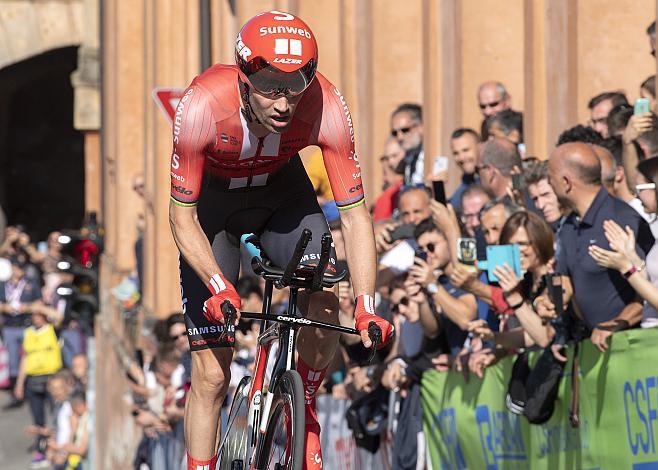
[202,273,241,325]
[354,294,395,349]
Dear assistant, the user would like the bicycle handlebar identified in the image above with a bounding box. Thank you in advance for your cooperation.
[311,233,332,291]
[367,321,382,363]
[239,311,383,363]
[250,257,348,288]
[241,231,347,289]
[280,229,312,288]
[220,300,236,345]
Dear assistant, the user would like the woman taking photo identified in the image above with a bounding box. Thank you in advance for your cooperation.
[470,210,559,349]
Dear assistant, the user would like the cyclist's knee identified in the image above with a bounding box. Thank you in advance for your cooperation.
[191,350,231,398]
[307,291,339,320]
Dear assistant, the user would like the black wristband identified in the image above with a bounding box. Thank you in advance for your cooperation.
[507,298,525,310]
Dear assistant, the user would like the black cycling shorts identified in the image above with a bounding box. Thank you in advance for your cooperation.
[179,156,336,351]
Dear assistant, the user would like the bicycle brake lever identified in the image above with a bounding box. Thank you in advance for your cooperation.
[220,300,236,345]
[367,320,382,363]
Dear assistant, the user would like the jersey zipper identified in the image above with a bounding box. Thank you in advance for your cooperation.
[248,137,265,188]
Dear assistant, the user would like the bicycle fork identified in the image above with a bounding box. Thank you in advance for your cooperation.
[246,285,300,470]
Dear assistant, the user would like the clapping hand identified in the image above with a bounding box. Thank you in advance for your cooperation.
[588,220,640,272]
[604,220,639,261]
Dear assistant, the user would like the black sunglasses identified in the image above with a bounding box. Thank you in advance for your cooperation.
[479,100,500,110]
[391,122,418,138]
[419,242,436,253]
[392,296,409,313]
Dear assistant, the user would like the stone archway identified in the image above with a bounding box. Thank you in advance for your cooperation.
[0,0,101,227]
[0,0,84,70]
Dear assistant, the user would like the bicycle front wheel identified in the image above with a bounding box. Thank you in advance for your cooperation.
[258,370,305,470]
[219,375,252,470]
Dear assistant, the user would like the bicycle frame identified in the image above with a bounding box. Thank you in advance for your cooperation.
[220,230,375,469]
[240,279,360,469]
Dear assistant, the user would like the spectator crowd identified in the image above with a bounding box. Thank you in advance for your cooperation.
[0,225,91,468]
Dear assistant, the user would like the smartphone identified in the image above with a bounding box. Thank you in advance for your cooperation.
[477,244,523,283]
[414,247,427,262]
[388,223,416,242]
[456,238,477,266]
[135,349,144,369]
[432,156,449,175]
[546,273,564,317]
[512,173,522,191]
[635,97,650,115]
[432,180,447,204]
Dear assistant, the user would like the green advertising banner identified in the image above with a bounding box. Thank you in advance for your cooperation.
[421,328,658,469]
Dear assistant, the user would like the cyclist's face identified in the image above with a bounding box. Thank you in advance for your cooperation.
[249,89,304,134]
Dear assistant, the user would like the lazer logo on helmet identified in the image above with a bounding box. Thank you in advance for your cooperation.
[273,58,302,65]
[173,185,192,195]
[259,26,312,39]
[236,34,252,61]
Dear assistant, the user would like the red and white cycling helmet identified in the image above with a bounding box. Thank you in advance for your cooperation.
[235,11,318,98]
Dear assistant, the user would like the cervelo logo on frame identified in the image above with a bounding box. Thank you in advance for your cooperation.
[276,315,312,325]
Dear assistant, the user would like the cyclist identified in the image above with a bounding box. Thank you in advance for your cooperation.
[169,11,395,470]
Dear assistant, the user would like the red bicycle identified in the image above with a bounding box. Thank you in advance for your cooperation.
[218,229,381,470]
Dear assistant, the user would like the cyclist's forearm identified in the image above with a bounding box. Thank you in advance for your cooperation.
[339,203,376,297]
[169,201,223,285]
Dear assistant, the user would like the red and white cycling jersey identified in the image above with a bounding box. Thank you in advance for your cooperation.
[170,64,364,210]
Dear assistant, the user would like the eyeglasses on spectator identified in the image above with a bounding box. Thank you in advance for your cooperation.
[391,122,419,138]
[418,242,436,253]
[391,296,409,313]
[479,100,500,110]
[635,182,656,197]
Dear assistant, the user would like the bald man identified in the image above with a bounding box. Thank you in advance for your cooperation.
[477,81,512,118]
[591,145,617,194]
[548,143,654,352]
